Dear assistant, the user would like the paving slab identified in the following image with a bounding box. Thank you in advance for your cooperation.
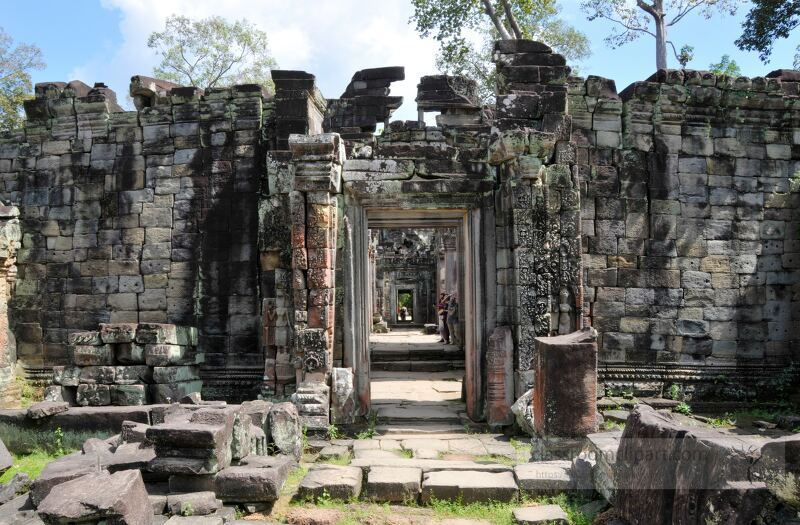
[414,448,443,459]
[354,449,403,460]
[421,470,518,503]
[366,466,422,502]
[379,439,402,451]
[319,445,350,460]
[448,439,488,456]
[297,465,363,501]
[514,461,574,495]
[350,457,512,473]
[352,440,380,451]
[513,505,568,524]
[402,439,449,452]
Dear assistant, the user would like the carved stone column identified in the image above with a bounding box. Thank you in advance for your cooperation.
[0,205,21,407]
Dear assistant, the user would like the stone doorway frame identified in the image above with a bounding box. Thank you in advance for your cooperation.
[343,203,488,421]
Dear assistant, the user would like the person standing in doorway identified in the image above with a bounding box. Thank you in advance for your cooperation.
[437,293,450,344]
[447,293,459,346]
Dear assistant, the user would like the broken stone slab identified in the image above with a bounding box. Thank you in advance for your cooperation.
[0,473,30,505]
[421,470,518,503]
[99,323,137,344]
[486,326,514,427]
[349,458,513,473]
[268,402,301,460]
[365,466,421,502]
[147,457,224,477]
[214,464,289,503]
[514,461,574,495]
[0,493,39,525]
[72,344,114,366]
[26,401,69,420]
[104,442,156,473]
[754,434,800,507]
[164,516,223,525]
[167,491,221,516]
[30,454,105,505]
[331,368,356,425]
[511,390,535,436]
[112,384,149,406]
[512,505,568,524]
[586,431,621,504]
[297,465,363,501]
[37,470,151,525]
[121,421,151,444]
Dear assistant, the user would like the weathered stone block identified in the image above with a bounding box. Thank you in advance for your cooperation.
[421,470,518,504]
[487,326,514,427]
[99,323,137,344]
[112,384,149,406]
[533,328,597,437]
[76,384,111,406]
[297,465,362,501]
[72,344,114,366]
[366,466,421,502]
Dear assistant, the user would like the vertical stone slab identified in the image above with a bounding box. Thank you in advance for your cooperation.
[533,327,597,437]
[0,206,20,407]
[331,367,356,424]
[486,326,514,426]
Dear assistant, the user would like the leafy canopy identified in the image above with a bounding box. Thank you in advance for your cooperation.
[147,15,277,90]
[736,0,800,66]
[709,54,742,76]
[0,27,44,133]
[412,0,590,102]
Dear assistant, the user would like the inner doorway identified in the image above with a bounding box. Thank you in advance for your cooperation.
[367,226,467,431]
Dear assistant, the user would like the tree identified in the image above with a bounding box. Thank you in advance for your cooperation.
[0,28,44,133]
[147,15,277,90]
[412,0,591,102]
[736,0,800,67]
[581,0,738,70]
[709,54,742,76]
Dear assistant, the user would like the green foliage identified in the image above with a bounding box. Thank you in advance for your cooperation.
[397,291,413,309]
[474,454,517,466]
[674,402,693,415]
[0,27,44,133]
[412,0,590,102]
[147,15,277,90]
[709,54,742,76]
[0,422,108,455]
[399,448,413,458]
[708,413,735,428]
[0,449,64,484]
[736,0,800,65]
[327,424,343,440]
[602,420,626,431]
[581,0,738,69]
[181,502,195,517]
[323,453,352,466]
[18,376,44,408]
[665,383,682,400]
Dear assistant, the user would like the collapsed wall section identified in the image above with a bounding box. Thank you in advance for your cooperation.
[0,80,267,401]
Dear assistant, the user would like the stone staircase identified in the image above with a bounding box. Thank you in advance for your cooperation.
[370,342,465,372]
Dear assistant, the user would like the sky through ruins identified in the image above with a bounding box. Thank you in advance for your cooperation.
[5,0,800,122]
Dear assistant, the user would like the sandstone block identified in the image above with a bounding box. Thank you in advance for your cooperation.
[166,491,221,516]
[152,366,199,384]
[99,323,137,344]
[112,385,149,406]
[297,465,362,501]
[514,461,574,495]
[421,470,518,503]
[79,365,116,384]
[268,402,302,460]
[76,384,111,406]
[72,344,114,366]
[145,344,188,366]
[26,401,69,420]
[214,464,289,502]
[52,366,81,386]
[366,466,421,502]
[116,342,146,364]
[150,381,203,404]
[115,365,154,385]
[37,470,151,525]
[513,505,568,524]
[67,331,102,346]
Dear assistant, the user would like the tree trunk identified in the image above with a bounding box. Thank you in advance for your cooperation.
[500,0,523,39]
[481,0,513,40]
[655,14,667,70]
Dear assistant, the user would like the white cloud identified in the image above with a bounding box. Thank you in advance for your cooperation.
[75,0,440,120]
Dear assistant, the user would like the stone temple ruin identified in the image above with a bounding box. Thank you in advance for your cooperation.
[0,38,797,524]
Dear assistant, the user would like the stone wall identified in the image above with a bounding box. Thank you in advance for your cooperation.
[0,80,267,401]
[570,70,800,397]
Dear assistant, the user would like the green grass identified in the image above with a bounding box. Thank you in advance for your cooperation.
[0,449,67,483]
[707,413,736,428]
[428,494,592,525]
[474,454,517,466]
[399,448,413,459]
[0,423,110,455]
[674,402,692,416]
[602,421,625,432]
[322,453,351,466]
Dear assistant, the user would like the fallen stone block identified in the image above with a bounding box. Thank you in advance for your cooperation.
[148,457,224,476]
[755,434,800,508]
[214,464,289,502]
[121,421,150,444]
[167,491,221,516]
[319,445,349,460]
[586,431,620,503]
[297,465,362,501]
[366,466,421,502]
[76,384,111,406]
[37,470,151,525]
[268,402,301,460]
[26,401,69,420]
[513,505,568,524]
[421,470,518,503]
[104,442,157,473]
[43,386,76,406]
[0,473,30,505]
[164,516,222,525]
[30,454,105,505]
[0,493,39,525]
[514,461,574,495]
[72,344,114,366]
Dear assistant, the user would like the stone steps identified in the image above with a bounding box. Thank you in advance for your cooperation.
[371,360,465,372]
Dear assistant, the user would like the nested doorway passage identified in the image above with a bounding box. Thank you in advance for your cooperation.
[342,206,488,425]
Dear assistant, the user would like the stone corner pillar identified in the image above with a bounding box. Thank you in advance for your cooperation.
[0,205,21,408]
[532,327,598,438]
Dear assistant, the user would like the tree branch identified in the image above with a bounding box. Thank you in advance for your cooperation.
[597,13,657,39]
[668,1,704,26]
[636,0,659,19]
[500,0,524,39]
[481,0,513,39]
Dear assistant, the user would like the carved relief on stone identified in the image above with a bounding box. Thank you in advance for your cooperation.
[295,328,329,372]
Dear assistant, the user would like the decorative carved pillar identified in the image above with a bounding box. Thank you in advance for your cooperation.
[0,205,21,407]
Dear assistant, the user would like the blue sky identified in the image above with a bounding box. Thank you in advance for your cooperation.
[4,0,799,121]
